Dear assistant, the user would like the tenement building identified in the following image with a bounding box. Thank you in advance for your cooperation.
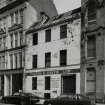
[25,8,81,98]
[81,0,105,103]
[0,0,57,96]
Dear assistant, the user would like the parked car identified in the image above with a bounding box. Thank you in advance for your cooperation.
[1,92,40,105]
[44,94,92,105]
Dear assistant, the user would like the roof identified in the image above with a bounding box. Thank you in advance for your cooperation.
[0,0,58,18]
[26,7,81,34]
[0,0,27,14]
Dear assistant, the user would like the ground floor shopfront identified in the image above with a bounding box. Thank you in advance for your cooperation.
[0,72,23,96]
[25,68,80,98]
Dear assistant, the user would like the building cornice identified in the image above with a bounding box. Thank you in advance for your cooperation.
[8,24,23,32]
[0,68,24,75]
[0,45,26,53]
[0,0,28,14]
[26,8,81,34]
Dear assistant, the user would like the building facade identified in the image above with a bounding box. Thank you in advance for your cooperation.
[25,8,81,98]
[81,0,105,103]
[0,0,57,96]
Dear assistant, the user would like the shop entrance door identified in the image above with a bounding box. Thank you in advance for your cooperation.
[12,74,23,94]
[62,75,76,94]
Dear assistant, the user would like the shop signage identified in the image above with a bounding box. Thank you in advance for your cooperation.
[26,69,80,76]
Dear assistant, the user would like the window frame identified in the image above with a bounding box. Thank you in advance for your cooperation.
[33,33,38,45]
[87,34,96,58]
[45,52,51,68]
[88,0,97,24]
[15,32,18,48]
[86,68,96,93]
[32,77,37,90]
[60,24,67,39]
[32,55,37,69]
[10,54,13,69]
[60,49,67,66]
[45,29,51,42]
[45,76,50,90]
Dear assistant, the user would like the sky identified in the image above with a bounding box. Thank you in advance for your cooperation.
[53,0,81,14]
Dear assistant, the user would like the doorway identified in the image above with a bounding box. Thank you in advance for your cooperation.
[62,75,76,94]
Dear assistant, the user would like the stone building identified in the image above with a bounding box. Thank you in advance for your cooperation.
[0,0,57,96]
[25,8,81,98]
[81,0,105,103]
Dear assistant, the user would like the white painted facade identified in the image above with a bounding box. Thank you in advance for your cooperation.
[25,13,81,98]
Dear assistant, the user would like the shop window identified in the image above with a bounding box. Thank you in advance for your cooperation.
[33,55,37,68]
[32,77,37,90]
[45,29,51,42]
[44,93,50,99]
[87,68,96,93]
[87,35,96,58]
[45,52,51,67]
[60,24,67,39]
[33,33,38,45]
[45,76,50,90]
[60,50,67,66]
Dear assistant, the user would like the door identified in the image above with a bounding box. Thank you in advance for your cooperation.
[12,74,23,94]
[62,75,76,94]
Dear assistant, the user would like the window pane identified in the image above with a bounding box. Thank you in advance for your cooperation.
[45,77,50,90]
[33,55,37,68]
[20,9,23,24]
[60,50,67,66]
[87,82,96,92]
[10,33,13,48]
[45,52,51,67]
[15,32,18,47]
[15,11,18,24]
[10,13,14,25]
[19,31,23,46]
[33,33,38,45]
[15,54,17,69]
[87,35,96,58]
[32,77,37,90]
[19,52,22,68]
[87,68,96,93]
[45,29,51,42]
[10,54,13,69]
[60,24,67,39]
[88,0,96,21]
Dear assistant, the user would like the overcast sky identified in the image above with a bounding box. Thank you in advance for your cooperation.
[53,0,81,14]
